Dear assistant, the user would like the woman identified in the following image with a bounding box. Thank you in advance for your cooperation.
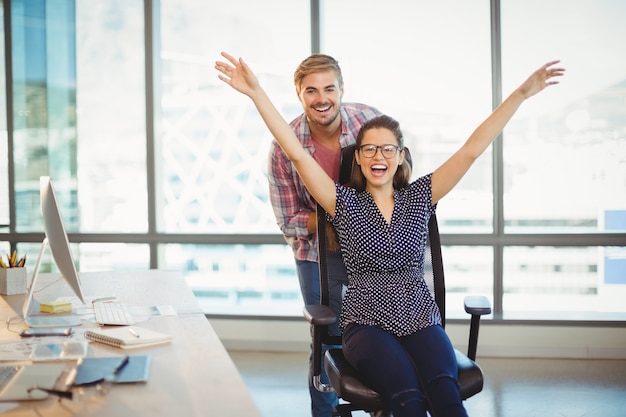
[215,52,564,417]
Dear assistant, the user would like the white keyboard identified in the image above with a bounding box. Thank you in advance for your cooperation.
[93,301,134,325]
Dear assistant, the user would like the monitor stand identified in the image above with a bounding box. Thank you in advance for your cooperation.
[22,238,82,328]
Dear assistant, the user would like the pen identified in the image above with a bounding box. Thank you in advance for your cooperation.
[113,355,130,375]
[128,327,140,338]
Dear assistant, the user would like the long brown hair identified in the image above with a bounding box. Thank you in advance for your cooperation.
[325,115,413,252]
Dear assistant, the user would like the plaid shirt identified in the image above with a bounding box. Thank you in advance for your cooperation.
[267,103,382,262]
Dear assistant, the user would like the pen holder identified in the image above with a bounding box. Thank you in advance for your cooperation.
[0,268,27,295]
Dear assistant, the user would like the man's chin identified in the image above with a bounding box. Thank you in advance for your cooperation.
[308,112,339,128]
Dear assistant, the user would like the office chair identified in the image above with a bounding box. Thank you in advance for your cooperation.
[303,145,492,417]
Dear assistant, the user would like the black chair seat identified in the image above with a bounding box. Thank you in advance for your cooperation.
[325,347,484,411]
[455,349,484,399]
[326,348,385,412]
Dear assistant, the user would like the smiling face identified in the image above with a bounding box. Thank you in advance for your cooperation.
[355,128,405,190]
[297,70,343,130]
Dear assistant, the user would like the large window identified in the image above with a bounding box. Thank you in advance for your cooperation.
[0,1,8,236]
[157,0,310,315]
[501,0,626,234]
[323,0,494,234]
[499,0,626,316]
[12,0,79,234]
[1,0,624,321]
[75,0,148,234]
[158,0,309,234]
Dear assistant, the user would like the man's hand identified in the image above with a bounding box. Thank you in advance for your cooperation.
[307,211,317,235]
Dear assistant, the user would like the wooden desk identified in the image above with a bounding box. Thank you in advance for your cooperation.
[0,270,262,417]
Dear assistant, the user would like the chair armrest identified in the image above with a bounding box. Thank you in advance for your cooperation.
[303,304,337,383]
[463,295,491,361]
[303,304,337,326]
[464,295,491,316]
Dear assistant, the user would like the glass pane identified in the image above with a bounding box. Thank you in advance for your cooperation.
[75,0,148,232]
[0,2,9,231]
[171,245,495,317]
[16,242,149,287]
[0,242,9,261]
[323,0,493,233]
[12,0,78,232]
[503,246,626,320]
[158,0,309,233]
[161,244,302,316]
[502,0,626,233]
[10,1,147,234]
[0,0,6,231]
[443,246,493,319]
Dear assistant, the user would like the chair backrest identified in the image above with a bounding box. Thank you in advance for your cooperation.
[317,144,447,347]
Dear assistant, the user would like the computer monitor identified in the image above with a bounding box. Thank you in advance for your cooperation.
[22,176,86,327]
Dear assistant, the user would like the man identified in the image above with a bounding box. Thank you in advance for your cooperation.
[267,54,381,417]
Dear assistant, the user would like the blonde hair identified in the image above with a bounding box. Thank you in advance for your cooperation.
[293,54,343,93]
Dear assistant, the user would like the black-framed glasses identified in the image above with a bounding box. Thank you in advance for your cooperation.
[358,144,401,159]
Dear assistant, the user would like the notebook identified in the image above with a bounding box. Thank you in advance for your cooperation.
[73,355,152,385]
[0,363,72,401]
[84,326,171,349]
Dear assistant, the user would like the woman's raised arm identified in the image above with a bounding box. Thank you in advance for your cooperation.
[215,52,337,214]
[432,60,565,204]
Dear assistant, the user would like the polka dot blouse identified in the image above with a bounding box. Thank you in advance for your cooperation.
[330,173,442,337]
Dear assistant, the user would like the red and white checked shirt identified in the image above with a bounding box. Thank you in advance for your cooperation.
[267,103,382,262]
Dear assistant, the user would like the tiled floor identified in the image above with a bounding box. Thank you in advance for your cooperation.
[229,350,626,417]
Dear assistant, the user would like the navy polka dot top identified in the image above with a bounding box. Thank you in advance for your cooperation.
[330,173,442,337]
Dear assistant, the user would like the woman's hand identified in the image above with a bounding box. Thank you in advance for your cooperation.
[215,52,338,216]
[432,59,565,204]
[215,52,260,98]
[517,60,566,99]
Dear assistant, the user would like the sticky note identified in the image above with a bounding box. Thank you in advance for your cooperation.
[40,301,72,314]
